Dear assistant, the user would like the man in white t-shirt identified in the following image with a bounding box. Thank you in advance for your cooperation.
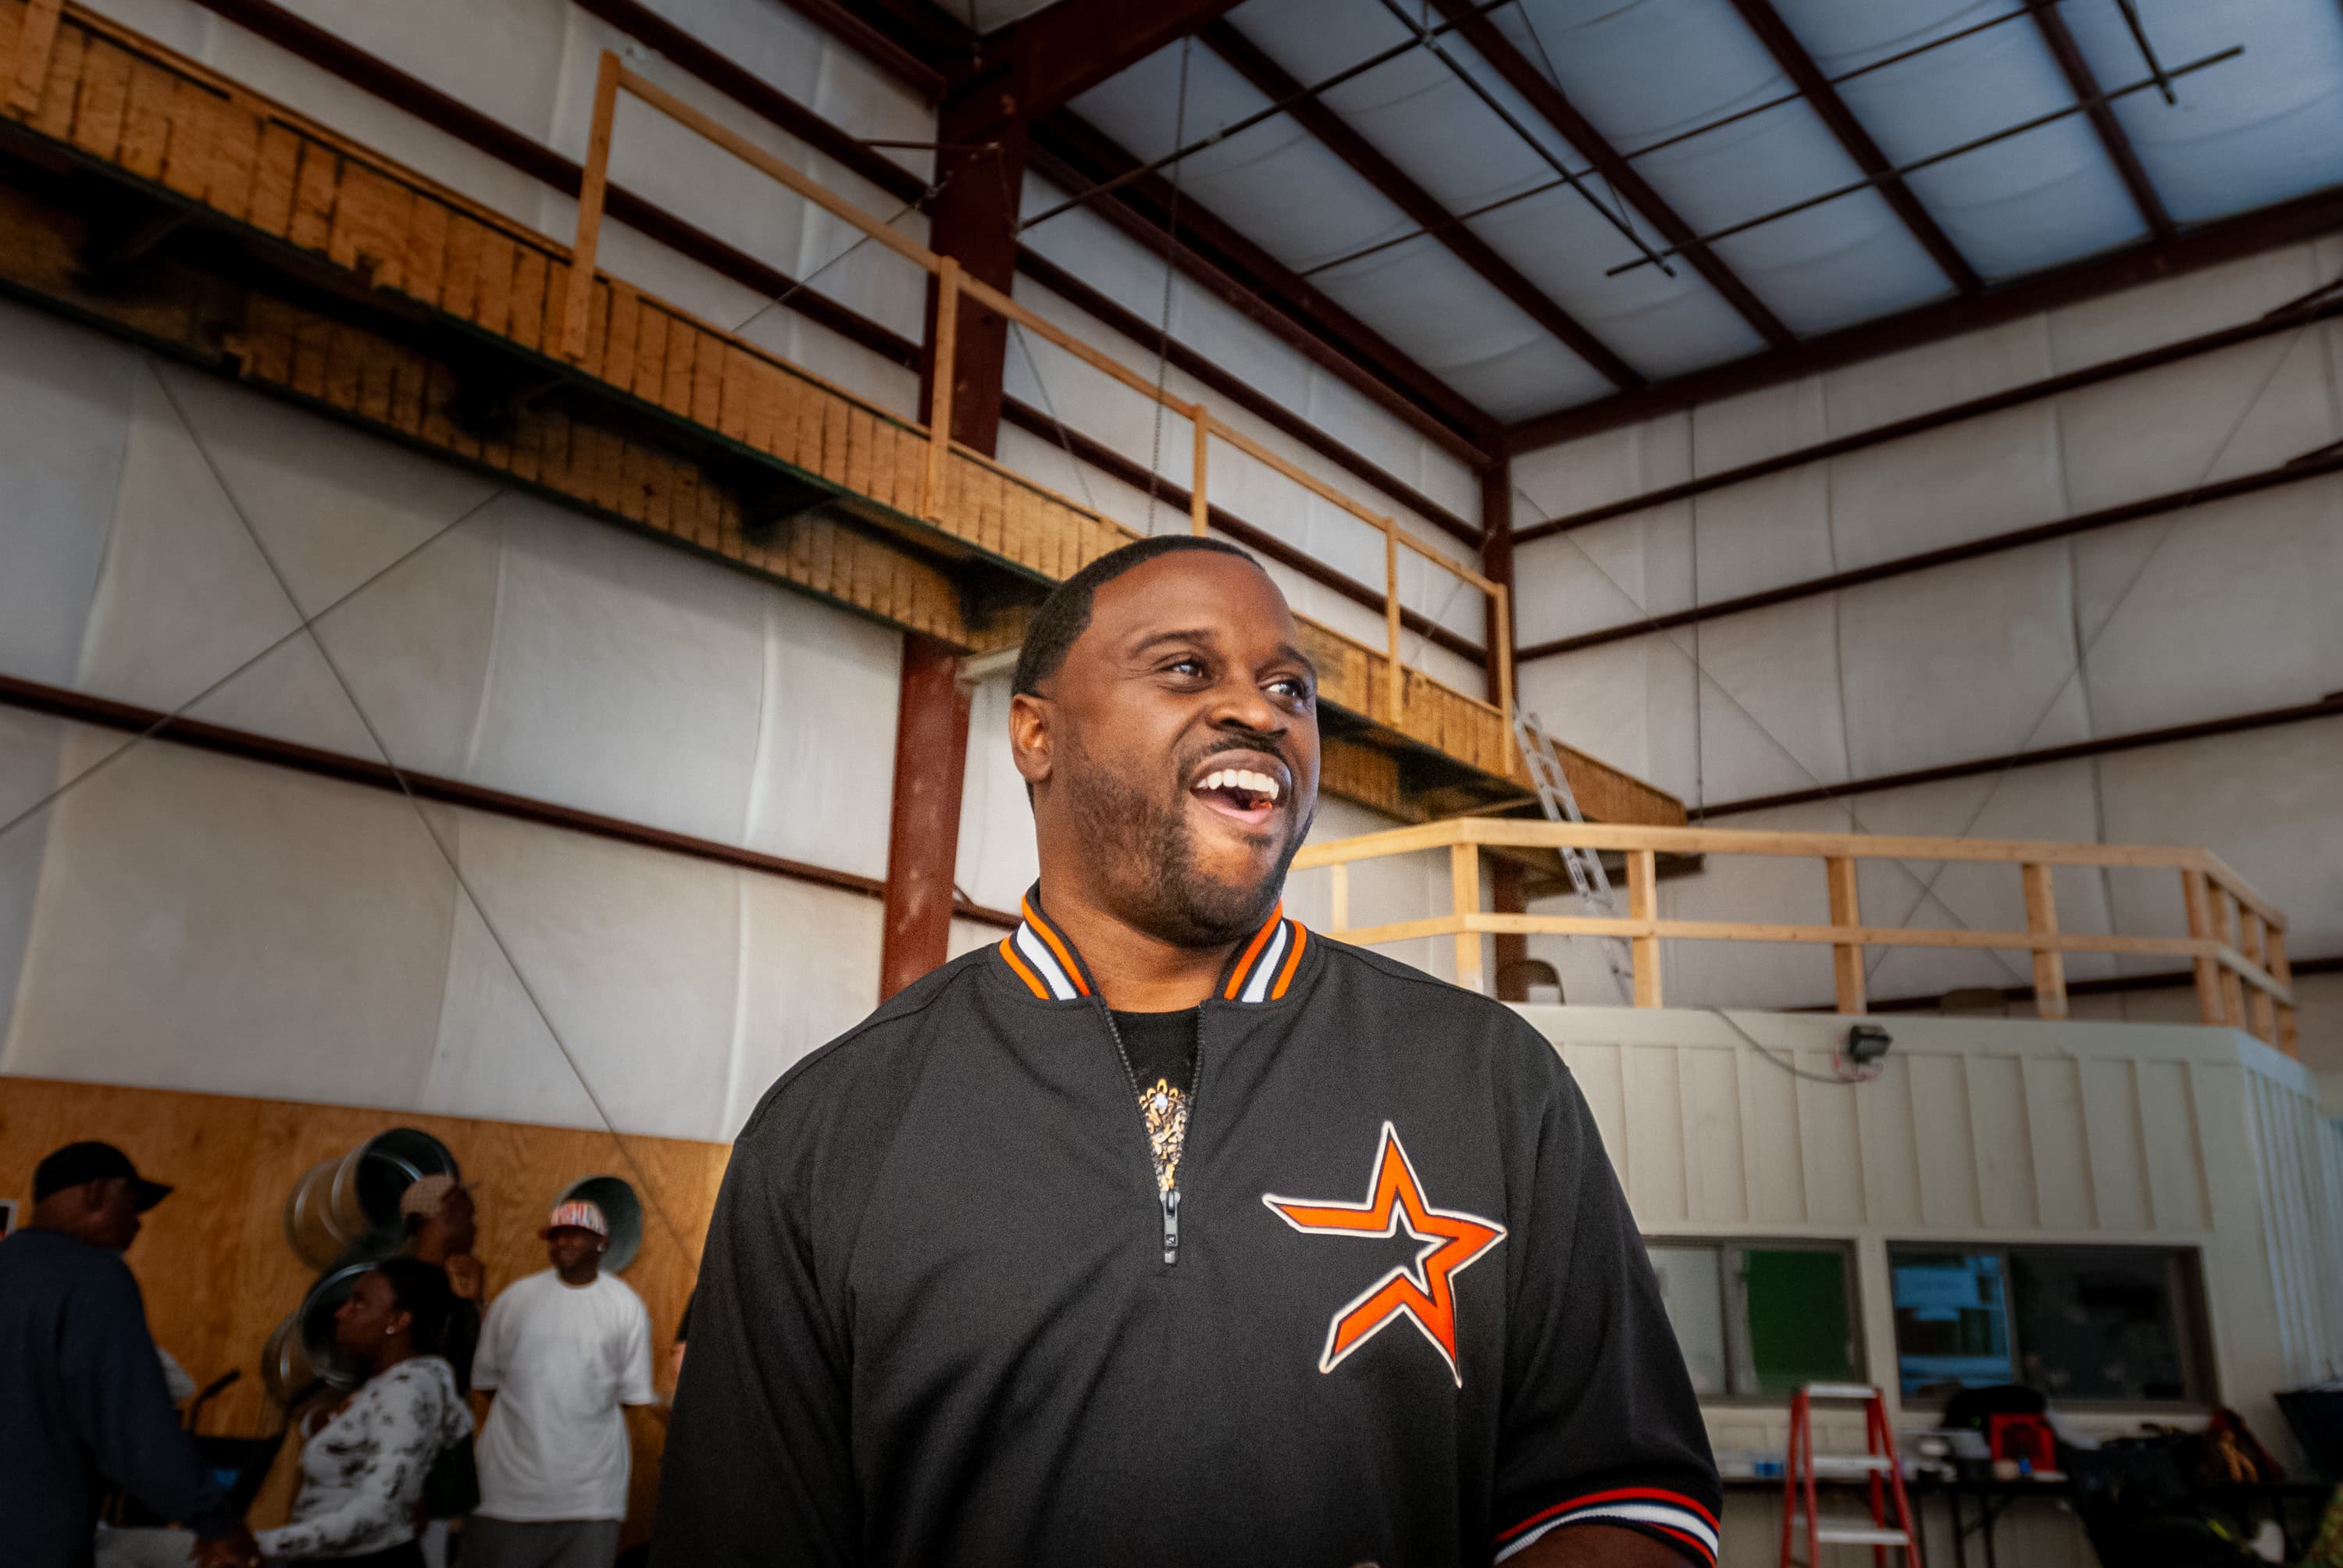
[466,1199,654,1568]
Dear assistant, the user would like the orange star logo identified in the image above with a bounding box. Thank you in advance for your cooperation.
[1263,1122,1506,1386]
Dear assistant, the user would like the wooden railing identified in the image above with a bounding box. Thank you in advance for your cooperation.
[1290,818,2298,1053]
[561,53,1512,774]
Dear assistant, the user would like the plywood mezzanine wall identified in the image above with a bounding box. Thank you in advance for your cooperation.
[0,1075,724,1541]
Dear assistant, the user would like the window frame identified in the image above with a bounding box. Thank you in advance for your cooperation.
[1644,1235,1866,1406]
[1886,1241,2216,1413]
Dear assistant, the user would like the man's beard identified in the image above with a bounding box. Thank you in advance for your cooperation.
[1059,731,1312,948]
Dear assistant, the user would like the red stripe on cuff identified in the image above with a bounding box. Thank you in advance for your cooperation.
[1499,1486,1721,1541]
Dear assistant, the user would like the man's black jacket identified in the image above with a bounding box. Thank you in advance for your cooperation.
[656,897,1719,1566]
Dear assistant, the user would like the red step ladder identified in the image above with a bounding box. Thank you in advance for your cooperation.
[1780,1383,1921,1568]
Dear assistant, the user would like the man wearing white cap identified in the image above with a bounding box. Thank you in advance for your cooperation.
[465,1199,654,1568]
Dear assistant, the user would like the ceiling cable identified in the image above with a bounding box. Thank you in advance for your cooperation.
[1370,0,1674,276]
[1606,44,2241,277]
[1014,0,1528,234]
[1299,0,2052,280]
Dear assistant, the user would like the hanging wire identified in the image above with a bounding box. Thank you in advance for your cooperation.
[1007,321,1100,514]
[1143,37,1194,536]
[146,365,704,1267]
[727,166,962,341]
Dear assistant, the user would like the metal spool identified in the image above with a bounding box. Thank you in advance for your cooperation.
[282,1128,459,1269]
[260,1260,373,1407]
[557,1174,644,1274]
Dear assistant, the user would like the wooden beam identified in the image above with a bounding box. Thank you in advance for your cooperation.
[1627,846,1661,1007]
[1826,854,1864,1014]
[2179,869,2227,1026]
[1423,0,1793,352]
[1480,457,1514,707]
[6,0,61,115]
[2031,0,2174,239]
[1503,186,2343,451]
[1028,113,1500,460]
[2021,861,2067,1019]
[1199,20,1641,391]
[1724,0,1979,294]
[1451,841,1484,992]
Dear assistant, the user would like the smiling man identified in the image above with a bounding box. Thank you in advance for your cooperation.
[656,537,1720,1567]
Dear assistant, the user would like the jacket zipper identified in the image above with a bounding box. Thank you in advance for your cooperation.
[1098,1004,1204,1266]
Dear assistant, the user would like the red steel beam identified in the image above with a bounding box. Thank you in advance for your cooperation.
[1505,184,2343,450]
[879,634,977,998]
[1008,0,1250,115]
[1515,444,2343,663]
[1424,0,1796,352]
[0,674,1018,928]
[1724,0,1981,294]
[1199,20,1643,392]
[2031,0,2174,239]
[1030,112,1500,461]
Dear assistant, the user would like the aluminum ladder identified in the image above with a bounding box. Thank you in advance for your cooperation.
[1510,707,1635,998]
[1780,1383,1923,1567]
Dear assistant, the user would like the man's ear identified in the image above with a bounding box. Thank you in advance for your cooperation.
[1008,692,1053,787]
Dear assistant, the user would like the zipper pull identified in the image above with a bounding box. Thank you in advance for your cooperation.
[1161,1187,1181,1265]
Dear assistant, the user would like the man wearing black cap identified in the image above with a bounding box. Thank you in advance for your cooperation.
[0,1141,261,1568]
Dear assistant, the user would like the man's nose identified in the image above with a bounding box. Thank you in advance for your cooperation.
[1210,675,1286,736]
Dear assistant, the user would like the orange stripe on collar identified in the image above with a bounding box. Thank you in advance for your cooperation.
[1270,922,1309,1000]
[1222,903,1286,1001]
[997,937,1050,999]
[1019,897,1090,997]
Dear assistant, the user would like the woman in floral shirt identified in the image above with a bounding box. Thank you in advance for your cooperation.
[212,1258,473,1566]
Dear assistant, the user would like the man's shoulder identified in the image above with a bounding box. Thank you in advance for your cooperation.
[1307,937,1571,1085]
[0,1229,140,1298]
[737,945,993,1141]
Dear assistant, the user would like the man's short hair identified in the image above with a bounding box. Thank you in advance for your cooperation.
[1011,536,1258,699]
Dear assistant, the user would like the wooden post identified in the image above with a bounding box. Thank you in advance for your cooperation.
[1384,522,1403,728]
[1628,846,1661,1008]
[561,52,623,362]
[2240,911,2277,1046]
[2180,868,2225,1026]
[2021,862,2067,1020]
[1495,583,1515,777]
[1450,841,1483,993]
[922,257,960,519]
[2267,922,2298,1056]
[1328,863,1349,935]
[1189,411,1211,536]
[1825,855,1864,1015]
[2216,893,2247,1028]
[1490,857,1529,1003]
[5,0,62,117]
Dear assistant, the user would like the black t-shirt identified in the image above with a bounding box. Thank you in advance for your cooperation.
[1109,1007,1198,1097]
[656,903,1721,1567]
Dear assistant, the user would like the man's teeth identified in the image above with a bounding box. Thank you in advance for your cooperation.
[1198,768,1282,803]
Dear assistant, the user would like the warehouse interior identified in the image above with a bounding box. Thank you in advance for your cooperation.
[2,0,2341,1563]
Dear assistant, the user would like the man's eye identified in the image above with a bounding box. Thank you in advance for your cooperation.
[1168,657,1207,678]
[1269,677,1313,702]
